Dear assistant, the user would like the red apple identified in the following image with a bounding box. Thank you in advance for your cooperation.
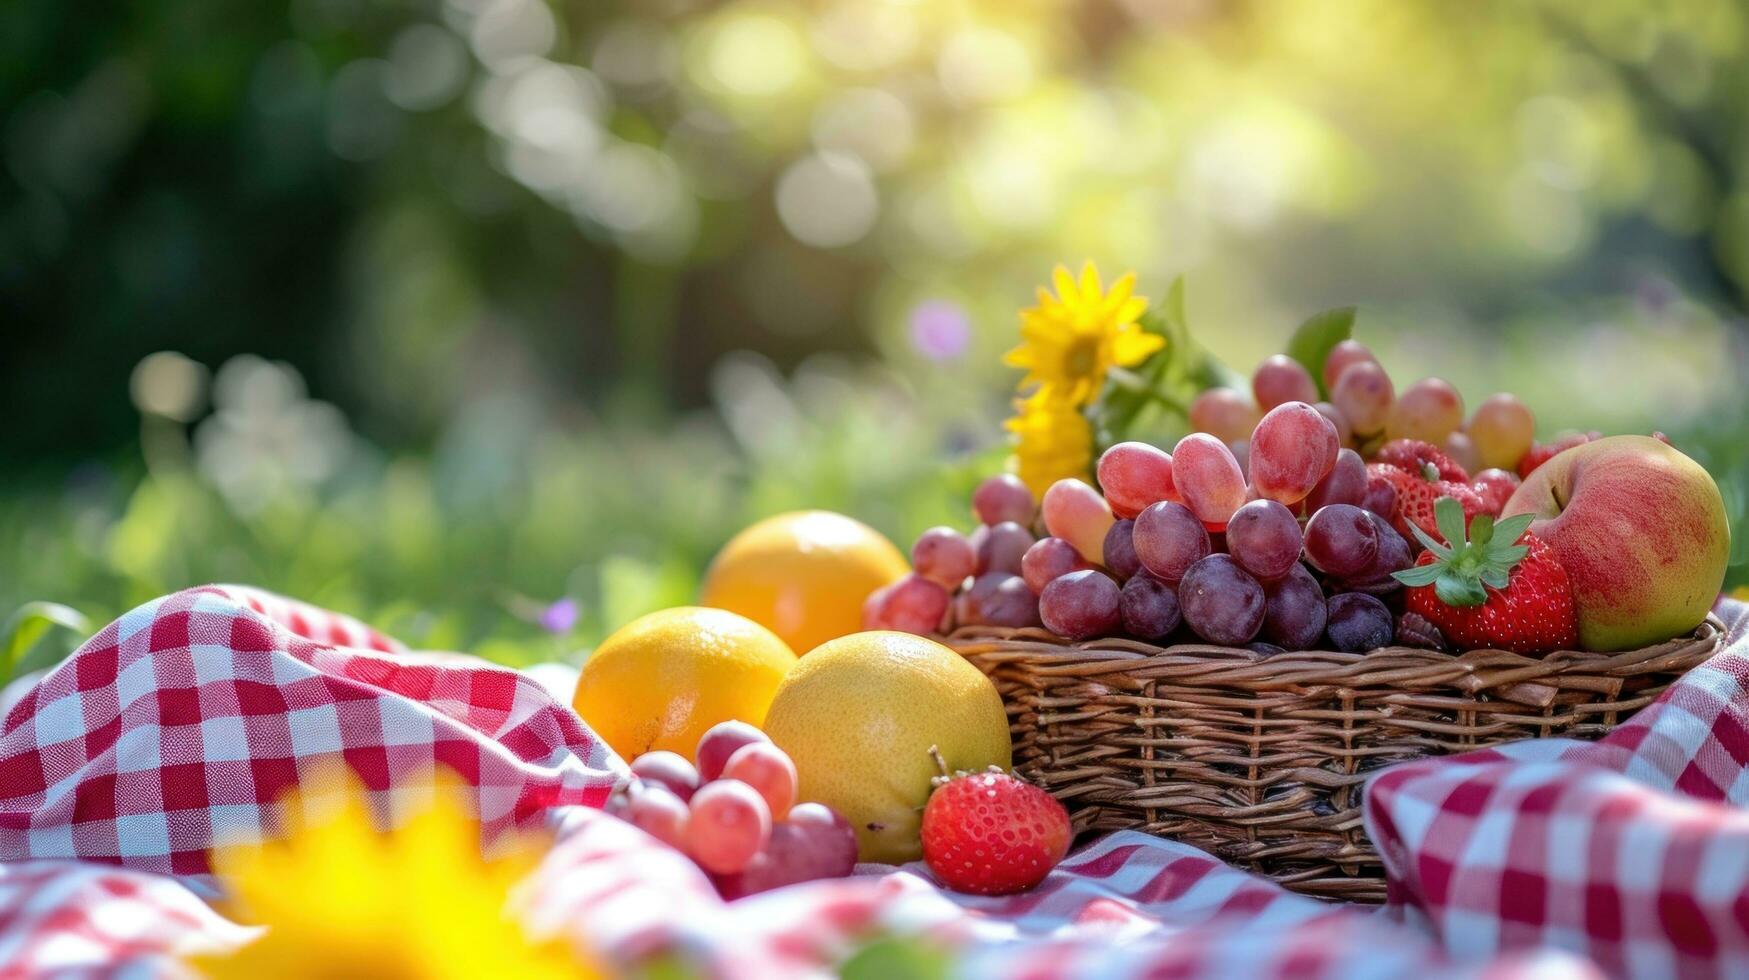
[1502,435,1729,651]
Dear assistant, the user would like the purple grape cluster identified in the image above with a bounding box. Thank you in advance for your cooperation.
[873,468,1418,655]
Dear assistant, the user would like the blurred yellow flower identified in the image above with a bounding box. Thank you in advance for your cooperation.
[1732,585,1749,602]
[1006,391,1093,497]
[197,775,591,980]
[1004,262,1160,406]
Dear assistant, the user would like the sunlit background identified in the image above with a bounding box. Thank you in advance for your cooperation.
[4,0,1747,672]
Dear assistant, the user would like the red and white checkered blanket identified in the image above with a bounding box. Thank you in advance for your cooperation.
[2,585,1745,979]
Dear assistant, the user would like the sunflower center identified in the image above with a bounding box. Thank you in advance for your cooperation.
[1065,336,1100,377]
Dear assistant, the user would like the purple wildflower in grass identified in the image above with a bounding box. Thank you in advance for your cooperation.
[909,300,971,362]
[539,598,579,634]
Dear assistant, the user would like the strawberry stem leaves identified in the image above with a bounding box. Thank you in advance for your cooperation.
[1391,498,1535,609]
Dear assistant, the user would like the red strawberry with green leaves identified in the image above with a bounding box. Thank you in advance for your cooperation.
[1367,461,1486,544]
[920,754,1070,896]
[1376,439,1470,483]
[1392,498,1578,653]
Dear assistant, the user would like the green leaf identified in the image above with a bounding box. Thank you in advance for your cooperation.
[1468,513,1495,547]
[1433,498,1467,550]
[1492,513,1535,544]
[1434,573,1488,608]
[2,602,90,682]
[1392,565,1444,587]
[1160,275,1188,334]
[1408,520,1449,556]
[1480,566,1510,590]
[1489,544,1530,566]
[1284,306,1356,397]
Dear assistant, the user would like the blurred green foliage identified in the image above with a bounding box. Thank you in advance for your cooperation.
[2,0,1747,676]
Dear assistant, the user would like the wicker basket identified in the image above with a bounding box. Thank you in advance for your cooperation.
[945,616,1725,902]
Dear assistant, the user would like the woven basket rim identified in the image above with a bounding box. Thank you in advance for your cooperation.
[941,614,1724,686]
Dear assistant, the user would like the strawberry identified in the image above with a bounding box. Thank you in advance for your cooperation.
[921,757,1070,896]
[1516,432,1599,478]
[1469,468,1521,516]
[1393,498,1578,653]
[1376,439,1470,483]
[1368,462,1486,544]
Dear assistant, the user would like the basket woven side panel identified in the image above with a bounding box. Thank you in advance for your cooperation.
[948,617,1723,902]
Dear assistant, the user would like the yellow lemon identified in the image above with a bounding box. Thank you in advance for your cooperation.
[700,511,909,656]
[575,607,796,762]
[761,631,1012,863]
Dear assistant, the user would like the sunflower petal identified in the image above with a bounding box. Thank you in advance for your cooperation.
[1078,261,1101,299]
[1051,265,1078,305]
[1112,330,1166,365]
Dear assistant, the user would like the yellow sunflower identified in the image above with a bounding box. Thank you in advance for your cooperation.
[1004,262,1160,407]
[1005,391,1094,497]
[195,772,594,980]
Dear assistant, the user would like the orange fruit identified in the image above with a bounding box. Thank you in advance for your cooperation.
[761,631,1012,863]
[700,511,909,655]
[574,607,796,762]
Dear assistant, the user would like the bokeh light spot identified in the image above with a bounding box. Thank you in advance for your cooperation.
[938,27,1034,105]
[776,152,879,248]
[701,14,806,97]
[385,24,469,111]
[812,88,914,173]
[130,352,208,422]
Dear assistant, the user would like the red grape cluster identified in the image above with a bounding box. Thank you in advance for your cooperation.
[606,721,858,898]
[865,340,1560,654]
[1192,342,1543,478]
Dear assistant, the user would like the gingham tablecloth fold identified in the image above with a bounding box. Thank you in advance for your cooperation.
[1,587,1745,979]
[0,585,620,877]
